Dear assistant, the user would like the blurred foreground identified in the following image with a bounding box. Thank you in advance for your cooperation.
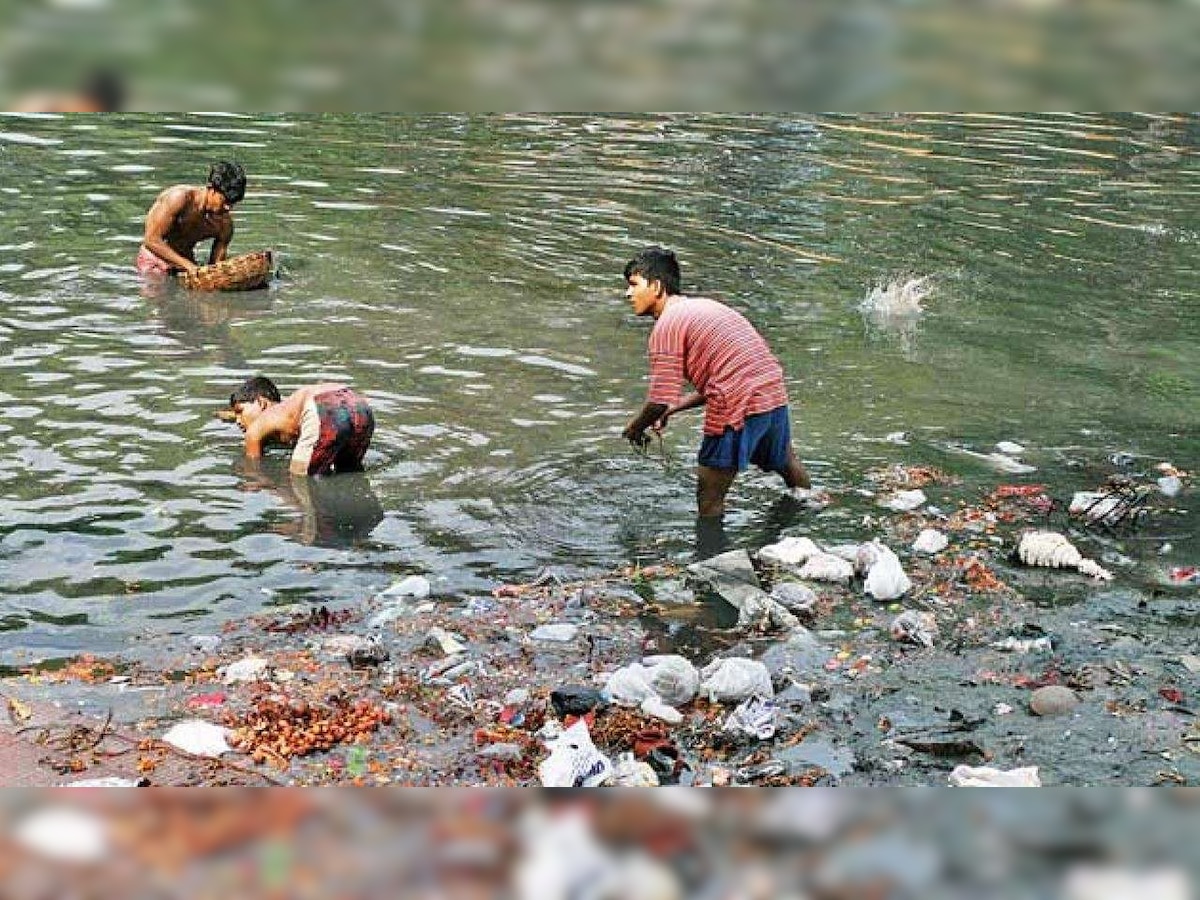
[1,0,1196,109]
[2,789,1198,899]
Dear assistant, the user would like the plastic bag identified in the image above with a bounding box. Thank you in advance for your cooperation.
[881,489,926,512]
[864,545,911,600]
[723,695,780,740]
[642,654,699,706]
[538,719,613,787]
[948,764,1041,787]
[912,529,949,554]
[889,610,938,648]
[611,752,660,787]
[758,536,822,568]
[604,663,657,706]
[640,696,683,724]
[699,657,774,703]
[161,720,231,757]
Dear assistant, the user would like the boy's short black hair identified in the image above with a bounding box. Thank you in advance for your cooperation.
[230,375,280,408]
[208,161,247,205]
[624,247,681,297]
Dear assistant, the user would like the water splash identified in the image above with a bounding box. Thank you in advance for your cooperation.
[859,274,937,361]
[859,274,935,319]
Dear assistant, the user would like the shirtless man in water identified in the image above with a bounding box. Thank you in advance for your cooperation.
[226,376,375,477]
[136,161,246,276]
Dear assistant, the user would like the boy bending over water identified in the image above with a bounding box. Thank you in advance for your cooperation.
[137,161,246,276]
[228,376,375,476]
[621,247,815,518]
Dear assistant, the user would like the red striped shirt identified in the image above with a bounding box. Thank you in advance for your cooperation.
[647,296,789,435]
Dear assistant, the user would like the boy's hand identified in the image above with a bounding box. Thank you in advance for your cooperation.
[623,426,650,449]
[216,408,238,422]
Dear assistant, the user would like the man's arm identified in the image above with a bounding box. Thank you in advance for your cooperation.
[208,215,234,265]
[623,401,669,446]
[655,391,705,431]
[142,188,199,273]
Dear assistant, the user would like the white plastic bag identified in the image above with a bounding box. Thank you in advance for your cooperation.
[640,696,683,724]
[538,719,613,787]
[912,529,949,554]
[604,663,657,706]
[611,752,659,787]
[881,489,926,512]
[948,764,1041,787]
[161,719,232,757]
[221,656,270,684]
[699,657,773,703]
[758,536,822,568]
[642,655,699,707]
[864,545,911,600]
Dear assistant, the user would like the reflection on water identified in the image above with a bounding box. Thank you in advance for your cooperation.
[0,113,1196,665]
[236,460,385,550]
[145,278,275,367]
[693,516,734,563]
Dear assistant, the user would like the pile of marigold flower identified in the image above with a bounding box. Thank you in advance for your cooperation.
[226,694,391,766]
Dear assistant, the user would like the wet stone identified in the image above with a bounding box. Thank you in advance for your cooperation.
[777,738,856,778]
[1030,685,1081,717]
[650,579,696,606]
[550,686,606,718]
[760,628,831,679]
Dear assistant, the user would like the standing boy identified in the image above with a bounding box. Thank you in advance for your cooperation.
[227,376,375,477]
[137,161,246,276]
[621,247,812,517]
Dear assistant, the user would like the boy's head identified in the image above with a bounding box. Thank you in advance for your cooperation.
[207,160,247,206]
[624,247,681,298]
[229,375,280,431]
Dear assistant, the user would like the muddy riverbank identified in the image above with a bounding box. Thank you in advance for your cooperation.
[2,455,1196,787]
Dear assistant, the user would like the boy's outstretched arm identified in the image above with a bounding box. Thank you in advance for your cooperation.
[655,391,704,430]
[623,401,669,445]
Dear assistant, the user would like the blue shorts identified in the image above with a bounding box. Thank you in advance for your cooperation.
[698,406,793,473]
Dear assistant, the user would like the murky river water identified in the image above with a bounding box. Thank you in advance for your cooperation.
[0,113,1196,668]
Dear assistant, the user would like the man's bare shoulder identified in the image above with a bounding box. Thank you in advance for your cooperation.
[150,184,195,209]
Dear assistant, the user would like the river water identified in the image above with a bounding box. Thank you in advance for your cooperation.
[0,113,1196,669]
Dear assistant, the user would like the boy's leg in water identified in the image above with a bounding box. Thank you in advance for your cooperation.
[697,465,737,518]
[781,446,811,490]
[694,515,733,562]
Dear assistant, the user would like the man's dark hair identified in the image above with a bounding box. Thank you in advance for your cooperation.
[230,375,280,408]
[208,161,247,205]
[624,247,681,297]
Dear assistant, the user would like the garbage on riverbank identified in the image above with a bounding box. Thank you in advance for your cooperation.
[1,457,1196,787]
